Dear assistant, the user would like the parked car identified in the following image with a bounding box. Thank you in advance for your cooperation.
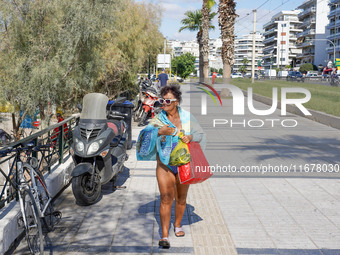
[231,73,243,79]
[171,74,183,83]
[306,73,319,78]
[286,71,304,82]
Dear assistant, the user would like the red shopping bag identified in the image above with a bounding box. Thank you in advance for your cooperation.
[178,142,212,184]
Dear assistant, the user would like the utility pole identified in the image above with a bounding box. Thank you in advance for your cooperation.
[335,4,337,66]
[252,9,257,84]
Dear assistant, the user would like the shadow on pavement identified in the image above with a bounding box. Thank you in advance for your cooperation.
[138,197,203,238]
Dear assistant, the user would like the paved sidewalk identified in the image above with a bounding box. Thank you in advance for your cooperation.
[11,122,237,255]
[11,82,340,255]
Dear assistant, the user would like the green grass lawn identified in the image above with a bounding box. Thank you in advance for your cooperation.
[228,78,340,117]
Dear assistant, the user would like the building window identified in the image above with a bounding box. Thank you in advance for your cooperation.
[281,41,286,45]
[281,32,286,36]
[280,58,285,61]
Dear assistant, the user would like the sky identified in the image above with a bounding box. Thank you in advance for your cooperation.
[136,0,308,41]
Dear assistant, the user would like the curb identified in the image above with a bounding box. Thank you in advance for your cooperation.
[0,157,74,254]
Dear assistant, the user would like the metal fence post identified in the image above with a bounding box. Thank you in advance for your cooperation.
[58,125,64,164]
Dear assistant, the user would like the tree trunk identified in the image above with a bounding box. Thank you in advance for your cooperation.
[197,33,204,83]
[222,65,231,84]
[219,0,237,82]
[39,104,45,120]
[202,0,210,83]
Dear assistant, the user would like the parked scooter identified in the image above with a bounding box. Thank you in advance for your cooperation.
[138,90,162,126]
[71,93,130,205]
[133,78,154,122]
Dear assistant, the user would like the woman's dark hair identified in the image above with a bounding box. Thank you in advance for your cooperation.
[160,85,182,104]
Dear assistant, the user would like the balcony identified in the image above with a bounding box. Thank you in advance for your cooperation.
[296,53,304,59]
[299,7,316,19]
[304,51,315,56]
[326,45,340,52]
[263,44,277,52]
[300,41,315,47]
[327,31,340,40]
[297,29,316,37]
[298,0,316,10]
[263,20,278,29]
[328,5,340,18]
[263,28,277,36]
[299,17,316,28]
[263,36,277,44]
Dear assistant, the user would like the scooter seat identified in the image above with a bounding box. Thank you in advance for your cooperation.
[107,120,123,137]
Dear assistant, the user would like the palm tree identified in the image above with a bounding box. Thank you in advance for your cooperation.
[238,58,249,75]
[218,0,237,81]
[179,2,216,81]
[202,0,210,82]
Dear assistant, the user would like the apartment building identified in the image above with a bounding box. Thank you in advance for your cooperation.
[208,38,223,71]
[168,39,223,72]
[167,40,199,58]
[262,10,303,69]
[233,33,264,73]
[327,0,340,62]
[297,0,329,66]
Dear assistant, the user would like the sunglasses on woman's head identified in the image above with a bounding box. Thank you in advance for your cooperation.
[158,98,177,105]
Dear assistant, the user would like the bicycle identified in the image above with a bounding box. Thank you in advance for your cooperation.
[0,143,62,254]
[330,75,340,87]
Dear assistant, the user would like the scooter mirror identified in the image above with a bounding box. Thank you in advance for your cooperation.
[76,104,82,112]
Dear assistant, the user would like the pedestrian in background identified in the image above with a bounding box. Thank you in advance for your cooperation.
[158,69,169,87]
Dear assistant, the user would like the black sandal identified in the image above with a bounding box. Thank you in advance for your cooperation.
[159,237,170,249]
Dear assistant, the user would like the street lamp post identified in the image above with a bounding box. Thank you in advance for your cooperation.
[306,38,335,66]
[329,2,338,65]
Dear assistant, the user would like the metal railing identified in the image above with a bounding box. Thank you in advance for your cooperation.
[0,115,79,209]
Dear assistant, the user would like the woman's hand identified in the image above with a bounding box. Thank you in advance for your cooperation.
[158,125,176,136]
[180,135,192,144]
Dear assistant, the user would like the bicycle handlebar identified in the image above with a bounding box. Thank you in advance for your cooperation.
[0,143,52,156]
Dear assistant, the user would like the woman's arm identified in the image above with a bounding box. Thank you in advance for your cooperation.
[158,125,176,136]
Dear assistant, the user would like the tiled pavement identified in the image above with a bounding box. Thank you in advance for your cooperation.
[11,83,340,255]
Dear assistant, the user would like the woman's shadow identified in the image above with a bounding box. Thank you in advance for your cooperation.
[138,196,203,238]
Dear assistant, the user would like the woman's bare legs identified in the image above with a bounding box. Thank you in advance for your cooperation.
[156,160,176,238]
[174,175,189,236]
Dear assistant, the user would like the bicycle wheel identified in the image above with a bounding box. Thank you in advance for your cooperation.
[34,170,61,232]
[21,189,44,255]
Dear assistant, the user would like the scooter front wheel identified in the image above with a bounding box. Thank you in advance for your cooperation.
[138,111,148,126]
[72,172,101,206]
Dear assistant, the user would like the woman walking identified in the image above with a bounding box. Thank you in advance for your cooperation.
[137,85,205,248]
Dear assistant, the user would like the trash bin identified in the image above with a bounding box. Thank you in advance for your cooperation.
[107,99,134,150]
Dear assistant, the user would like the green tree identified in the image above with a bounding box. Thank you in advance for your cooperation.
[239,65,247,75]
[0,0,163,137]
[179,1,216,82]
[172,53,196,79]
[299,63,317,73]
[237,58,249,75]
[218,68,223,75]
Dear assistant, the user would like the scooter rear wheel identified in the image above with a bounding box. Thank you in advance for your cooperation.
[72,172,101,206]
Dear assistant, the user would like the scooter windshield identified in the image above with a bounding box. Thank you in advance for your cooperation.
[80,93,108,120]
